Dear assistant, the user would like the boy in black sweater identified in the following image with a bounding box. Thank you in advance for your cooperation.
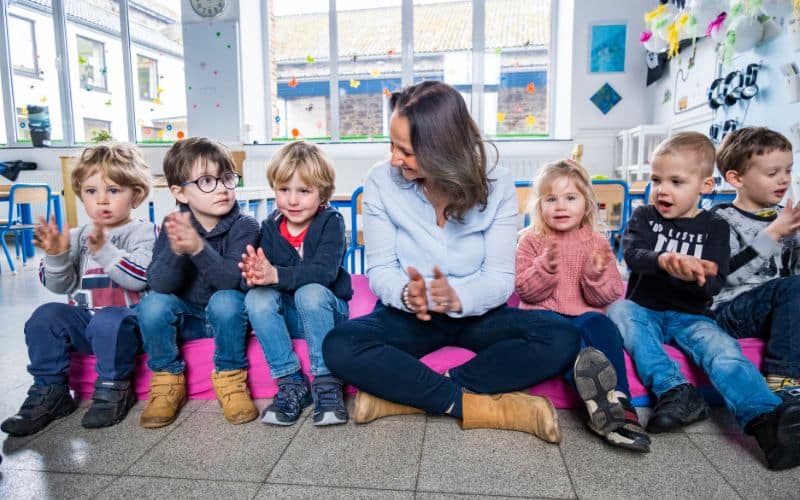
[241,141,352,426]
[137,138,260,428]
[608,132,800,470]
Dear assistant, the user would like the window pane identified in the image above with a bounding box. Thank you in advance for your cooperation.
[413,0,472,112]
[485,0,551,137]
[337,2,401,140]
[271,0,331,140]
[69,1,129,146]
[9,2,64,144]
[130,0,186,144]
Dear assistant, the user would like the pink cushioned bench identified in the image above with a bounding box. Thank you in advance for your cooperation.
[68,275,766,407]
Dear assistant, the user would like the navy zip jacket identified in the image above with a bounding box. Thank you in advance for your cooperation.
[148,203,260,306]
[256,205,353,301]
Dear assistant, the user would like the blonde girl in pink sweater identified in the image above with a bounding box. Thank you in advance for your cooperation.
[515,159,650,452]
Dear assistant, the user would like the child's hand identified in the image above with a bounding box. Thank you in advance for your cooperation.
[544,240,558,273]
[588,245,612,275]
[164,212,204,256]
[765,199,800,241]
[658,253,717,286]
[33,215,70,256]
[239,245,278,286]
[429,266,462,315]
[406,266,430,321]
[86,224,106,255]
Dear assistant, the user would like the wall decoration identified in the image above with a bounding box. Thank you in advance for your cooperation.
[663,89,672,103]
[589,23,627,73]
[496,112,506,122]
[526,82,535,94]
[288,77,298,88]
[291,128,300,138]
[589,83,622,114]
[526,115,536,126]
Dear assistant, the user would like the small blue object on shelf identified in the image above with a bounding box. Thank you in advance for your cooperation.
[590,83,622,115]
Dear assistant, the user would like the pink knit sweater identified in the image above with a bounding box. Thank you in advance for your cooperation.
[515,225,624,315]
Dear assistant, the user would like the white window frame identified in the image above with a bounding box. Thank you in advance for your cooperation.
[76,34,108,91]
[136,54,159,102]
[8,13,38,77]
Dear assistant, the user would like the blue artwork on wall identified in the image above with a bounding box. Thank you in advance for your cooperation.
[590,83,622,115]
[590,24,626,73]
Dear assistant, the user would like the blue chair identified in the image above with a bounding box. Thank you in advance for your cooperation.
[514,180,533,227]
[591,179,629,262]
[0,183,52,273]
[342,186,364,273]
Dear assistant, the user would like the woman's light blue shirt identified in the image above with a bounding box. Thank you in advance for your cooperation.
[363,159,517,317]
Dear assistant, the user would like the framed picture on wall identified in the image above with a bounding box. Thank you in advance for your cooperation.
[589,23,627,73]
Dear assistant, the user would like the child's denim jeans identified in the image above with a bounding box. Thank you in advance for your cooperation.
[138,290,249,373]
[608,299,781,427]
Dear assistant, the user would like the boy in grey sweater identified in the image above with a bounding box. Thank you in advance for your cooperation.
[712,127,800,400]
[1,143,156,437]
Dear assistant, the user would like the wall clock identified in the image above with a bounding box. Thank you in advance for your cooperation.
[190,0,227,18]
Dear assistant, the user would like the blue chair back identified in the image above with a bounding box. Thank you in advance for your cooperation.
[343,186,365,273]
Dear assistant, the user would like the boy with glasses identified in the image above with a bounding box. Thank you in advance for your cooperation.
[137,137,260,428]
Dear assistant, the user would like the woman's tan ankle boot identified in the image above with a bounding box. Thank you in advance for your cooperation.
[460,392,561,443]
[354,391,424,424]
[212,369,258,424]
[140,372,187,429]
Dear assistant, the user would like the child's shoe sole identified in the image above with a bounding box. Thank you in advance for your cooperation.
[261,410,301,426]
[574,347,626,434]
[313,411,348,426]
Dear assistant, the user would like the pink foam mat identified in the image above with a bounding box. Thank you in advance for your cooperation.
[68,275,766,407]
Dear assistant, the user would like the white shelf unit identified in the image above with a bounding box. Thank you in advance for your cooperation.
[613,125,669,183]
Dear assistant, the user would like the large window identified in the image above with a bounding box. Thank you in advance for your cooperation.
[8,14,37,76]
[76,36,107,91]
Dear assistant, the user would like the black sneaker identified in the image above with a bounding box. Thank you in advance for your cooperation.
[1,384,76,437]
[573,347,626,434]
[746,399,800,471]
[311,375,348,426]
[81,379,137,429]
[261,372,311,426]
[647,383,709,433]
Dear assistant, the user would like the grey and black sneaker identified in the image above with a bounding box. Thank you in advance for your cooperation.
[573,347,626,434]
[261,372,311,426]
[1,384,76,437]
[312,375,348,426]
[746,399,800,471]
[81,379,137,429]
[647,383,709,433]
[604,397,651,453]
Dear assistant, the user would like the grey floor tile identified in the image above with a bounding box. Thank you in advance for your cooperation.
[267,415,425,490]
[127,409,297,482]
[256,483,415,499]
[415,493,534,499]
[560,427,741,499]
[0,470,116,499]
[97,476,261,500]
[416,419,574,499]
[687,433,800,498]
[682,406,741,435]
[556,408,586,429]
[0,407,193,474]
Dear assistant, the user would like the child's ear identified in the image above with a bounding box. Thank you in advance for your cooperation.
[700,175,715,194]
[170,185,189,205]
[724,169,744,189]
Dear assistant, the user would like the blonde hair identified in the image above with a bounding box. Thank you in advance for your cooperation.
[527,159,597,235]
[72,142,151,208]
[267,141,336,203]
[652,131,716,178]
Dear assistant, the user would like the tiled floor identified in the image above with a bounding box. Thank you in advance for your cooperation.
[1,255,799,499]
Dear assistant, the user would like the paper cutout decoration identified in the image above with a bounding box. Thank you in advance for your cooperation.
[192,104,198,109]
[387,48,395,56]
[216,31,221,37]
[104,99,112,106]
[166,124,173,131]
[349,79,361,88]
[526,83,535,94]
[79,56,87,65]
[496,112,506,122]
[305,103,314,112]
[526,115,536,126]
[275,116,281,123]
[177,131,185,139]
[495,47,502,54]
[153,97,161,104]
[227,44,231,49]
[291,128,300,138]
[39,96,47,103]
[100,67,107,75]
[662,89,672,103]
[370,69,381,77]
[514,104,522,113]
[590,83,622,115]
[306,55,315,64]
[19,123,25,128]
[383,88,391,98]
[288,77,298,88]
[315,121,323,129]
[213,70,218,76]
[157,130,164,138]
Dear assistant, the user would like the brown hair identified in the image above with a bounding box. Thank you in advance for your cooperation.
[716,127,793,177]
[72,142,151,208]
[390,81,493,222]
[652,131,716,178]
[267,141,336,203]
[528,159,597,235]
[162,137,236,187]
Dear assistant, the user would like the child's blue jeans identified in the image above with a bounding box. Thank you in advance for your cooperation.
[137,290,249,374]
[608,299,781,428]
[25,303,141,385]
[714,276,800,379]
[245,284,349,379]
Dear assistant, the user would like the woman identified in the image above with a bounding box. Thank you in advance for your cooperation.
[322,81,580,442]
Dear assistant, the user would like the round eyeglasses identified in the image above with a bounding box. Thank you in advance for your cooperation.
[181,172,240,193]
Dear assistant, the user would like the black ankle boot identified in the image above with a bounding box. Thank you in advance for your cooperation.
[746,400,800,471]
[647,383,709,433]
[1,384,76,436]
[81,379,137,429]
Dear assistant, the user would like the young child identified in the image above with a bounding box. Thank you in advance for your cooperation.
[515,159,650,452]
[711,127,800,399]
[1,143,155,436]
[608,131,800,471]
[137,137,260,428]
[241,141,352,426]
